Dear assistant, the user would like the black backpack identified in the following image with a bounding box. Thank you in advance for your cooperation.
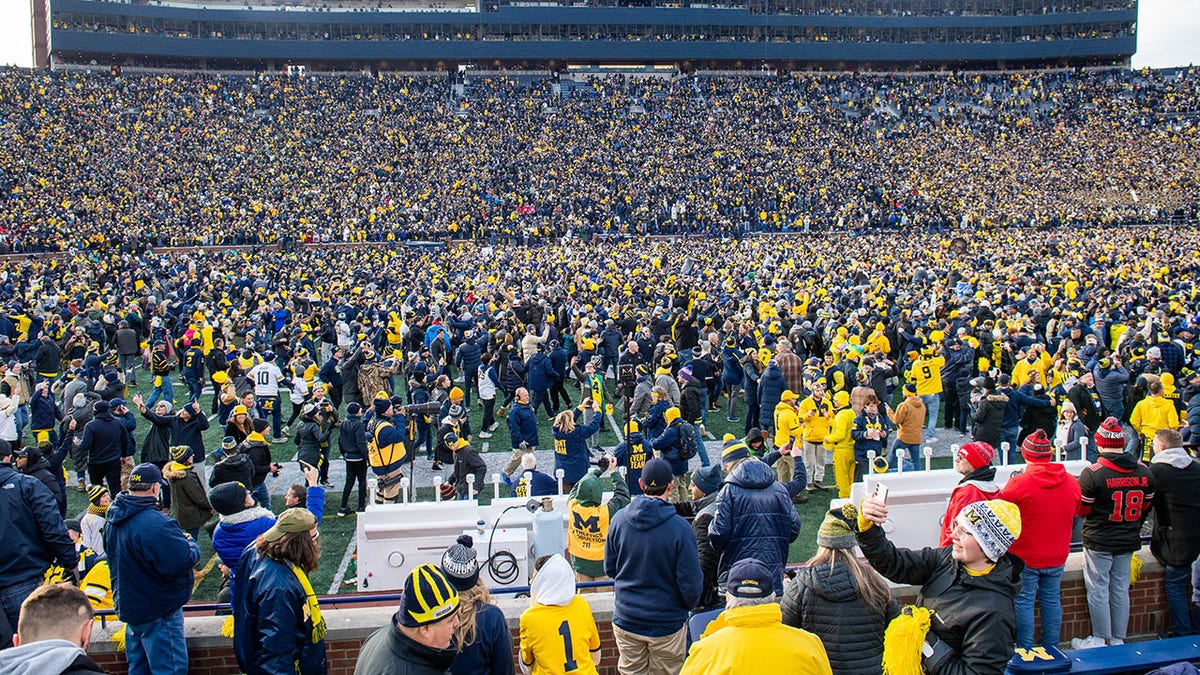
[678,421,698,460]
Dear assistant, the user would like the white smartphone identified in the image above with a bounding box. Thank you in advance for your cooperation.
[873,483,890,504]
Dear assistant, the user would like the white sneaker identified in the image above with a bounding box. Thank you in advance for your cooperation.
[1108,638,1124,646]
[1070,636,1106,650]
[479,431,492,439]
[282,425,290,436]
[926,436,939,443]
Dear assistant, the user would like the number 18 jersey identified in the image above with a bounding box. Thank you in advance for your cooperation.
[1079,454,1155,554]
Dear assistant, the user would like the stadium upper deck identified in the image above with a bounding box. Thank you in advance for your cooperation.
[39,0,1136,71]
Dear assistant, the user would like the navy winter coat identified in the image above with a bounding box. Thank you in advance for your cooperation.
[758,362,787,428]
[76,411,134,465]
[104,493,201,625]
[0,463,77,587]
[708,458,801,596]
[233,547,326,675]
[525,352,559,392]
[605,495,702,637]
[339,414,367,462]
[507,401,540,450]
[552,410,603,484]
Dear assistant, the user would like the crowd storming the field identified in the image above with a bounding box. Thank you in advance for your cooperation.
[1,63,1200,675]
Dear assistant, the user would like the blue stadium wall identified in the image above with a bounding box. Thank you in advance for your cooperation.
[48,0,1136,70]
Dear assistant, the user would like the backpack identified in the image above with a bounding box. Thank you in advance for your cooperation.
[678,421,698,460]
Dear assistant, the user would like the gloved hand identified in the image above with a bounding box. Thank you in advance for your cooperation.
[439,482,457,500]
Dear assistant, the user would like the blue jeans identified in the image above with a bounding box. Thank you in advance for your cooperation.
[126,609,188,675]
[252,481,271,508]
[891,440,922,468]
[146,376,175,408]
[0,578,40,647]
[920,394,939,434]
[1165,564,1196,636]
[257,395,282,439]
[1014,564,1065,648]
[183,375,202,403]
[1000,427,1020,462]
[13,404,28,440]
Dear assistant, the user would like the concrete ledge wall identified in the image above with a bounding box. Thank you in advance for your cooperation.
[84,550,1168,674]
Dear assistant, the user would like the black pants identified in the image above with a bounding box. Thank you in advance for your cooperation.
[480,397,496,432]
[88,460,122,498]
[531,388,553,417]
[341,460,367,510]
[329,385,343,410]
[550,380,571,411]
[942,381,959,431]
[319,446,331,483]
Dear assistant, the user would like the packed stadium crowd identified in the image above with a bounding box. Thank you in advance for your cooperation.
[1,219,1200,673]
[0,66,1197,253]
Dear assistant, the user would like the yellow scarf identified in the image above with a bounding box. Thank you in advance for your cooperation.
[287,561,326,645]
[87,504,108,517]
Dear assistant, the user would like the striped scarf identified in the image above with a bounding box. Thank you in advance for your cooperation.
[87,504,108,517]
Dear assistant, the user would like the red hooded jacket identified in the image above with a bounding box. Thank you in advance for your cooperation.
[1001,461,1082,568]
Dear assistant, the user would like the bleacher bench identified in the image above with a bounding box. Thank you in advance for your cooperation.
[1006,638,1200,675]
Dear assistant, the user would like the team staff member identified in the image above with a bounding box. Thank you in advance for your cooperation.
[567,458,630,585]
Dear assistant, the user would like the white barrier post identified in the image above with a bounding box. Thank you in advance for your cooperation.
[466,474,476,501]
[433,476,443,502]
[492,473,502,500]
[367,477,378,505]
[555,469,565,495]
[866,450,877,495]
[1054,441,1063,464]
[399,476,410,504]
[896,448,907,474]
[1001,442,1011,466]
[925,446,935,472]
[1079,436,1089,462]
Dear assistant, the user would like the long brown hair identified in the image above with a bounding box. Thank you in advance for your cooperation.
[453,582,492,651]
[805,546,891,612]
[256,531,321,574]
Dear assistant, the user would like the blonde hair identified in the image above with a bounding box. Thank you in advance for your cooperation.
[805,546,891,613]
[453,583,492,651]
[554,410,576,433]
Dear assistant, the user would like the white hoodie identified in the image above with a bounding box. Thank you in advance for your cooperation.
[530,554,576,607]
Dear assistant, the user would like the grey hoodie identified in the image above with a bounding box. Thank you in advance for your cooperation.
[1151,446,1194,469]
[0,639,98,675]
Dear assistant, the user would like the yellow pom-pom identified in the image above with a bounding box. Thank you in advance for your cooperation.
[883,606,934,675]
[111,625,127,652]
[1130,552,1144,585]
[221,615,236,638]
[723,433,736,442]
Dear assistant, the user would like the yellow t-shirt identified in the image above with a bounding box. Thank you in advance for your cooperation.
[520,596,601,675]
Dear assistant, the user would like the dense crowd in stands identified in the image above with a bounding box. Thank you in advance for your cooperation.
[0,67,1197,253]
[0,221,1200,673]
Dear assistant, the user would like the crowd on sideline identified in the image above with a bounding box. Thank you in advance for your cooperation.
[3,224,1200,674]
